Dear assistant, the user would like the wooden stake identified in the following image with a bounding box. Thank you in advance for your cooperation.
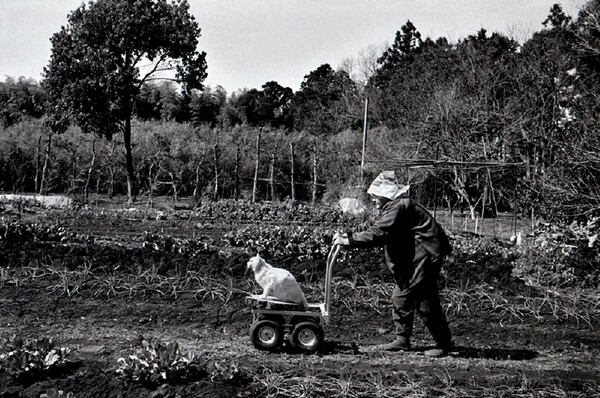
[213,143,220,201]
[39,134,52,195]
[84,138,96,201]
[290,142,296,202]
[71,150,77,193]
[312,140,318,204]
[234,145,240,200]
[252,129,261,203]
[512,175,518,236]
[108,140,116,199]
[360,97,369,186]
[35,136,41,194]
[269,150,276,201]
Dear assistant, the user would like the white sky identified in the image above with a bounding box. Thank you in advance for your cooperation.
[0,0,587,94]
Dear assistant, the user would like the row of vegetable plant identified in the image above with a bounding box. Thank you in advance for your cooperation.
[0,335,245,391]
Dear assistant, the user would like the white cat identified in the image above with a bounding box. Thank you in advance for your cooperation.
[247,254,308,307]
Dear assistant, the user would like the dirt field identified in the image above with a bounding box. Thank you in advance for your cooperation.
[0,199,599,397]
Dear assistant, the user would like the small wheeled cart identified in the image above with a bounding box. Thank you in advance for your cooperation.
[247,245,341,353]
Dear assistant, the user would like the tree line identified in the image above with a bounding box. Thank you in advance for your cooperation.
[1,0,599,221]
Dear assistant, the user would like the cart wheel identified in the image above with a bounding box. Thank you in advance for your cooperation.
[250,320,284,351]
[290,321,323,353]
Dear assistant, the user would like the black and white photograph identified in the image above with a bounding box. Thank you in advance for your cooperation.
[0,0,598,396]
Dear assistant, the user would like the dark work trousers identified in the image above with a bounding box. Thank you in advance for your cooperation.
[391,257,452,349]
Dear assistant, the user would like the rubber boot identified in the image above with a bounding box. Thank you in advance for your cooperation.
[421,296,452,358]
[374,336,410,352]
[424,347,449,357]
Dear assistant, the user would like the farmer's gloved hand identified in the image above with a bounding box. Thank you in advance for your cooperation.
[332,232,350,246]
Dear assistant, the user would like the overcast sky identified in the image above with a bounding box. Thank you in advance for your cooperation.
[0,0,586,94]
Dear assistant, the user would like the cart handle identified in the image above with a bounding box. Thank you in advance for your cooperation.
[324,244,341,317]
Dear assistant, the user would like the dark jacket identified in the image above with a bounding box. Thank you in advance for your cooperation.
[347,196,451,287]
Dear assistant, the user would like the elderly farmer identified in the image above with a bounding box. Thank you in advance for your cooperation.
[333,171,453,357]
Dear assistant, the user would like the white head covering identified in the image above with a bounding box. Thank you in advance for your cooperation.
[367,171,410,200]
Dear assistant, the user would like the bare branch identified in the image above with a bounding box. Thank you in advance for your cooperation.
[138,54,169,87]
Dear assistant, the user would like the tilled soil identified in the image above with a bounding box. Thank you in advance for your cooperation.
[1,211,599,397]
[2,278,599,397]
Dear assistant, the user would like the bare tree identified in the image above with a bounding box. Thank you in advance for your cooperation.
[338,44,385,88]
